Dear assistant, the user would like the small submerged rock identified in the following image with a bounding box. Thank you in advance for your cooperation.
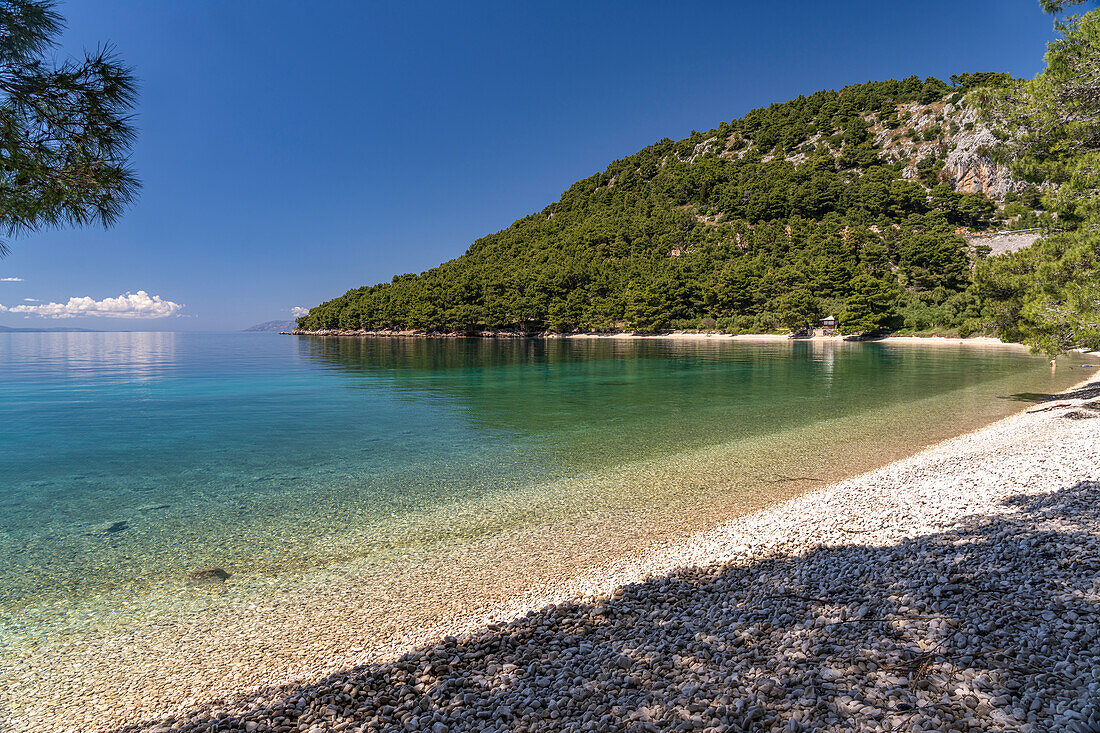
[188,567,230,583]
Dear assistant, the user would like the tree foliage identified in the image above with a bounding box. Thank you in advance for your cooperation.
[1039,0,1095,13]
[0,0,139,254]
[300,77,1015,337]
[839,275,901,335]
[976,1,1100,353]
[976,230,1100,353]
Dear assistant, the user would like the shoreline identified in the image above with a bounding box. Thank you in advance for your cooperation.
[170,372,1100,731]
[7,372,1094,731]
[291,327,1029,349]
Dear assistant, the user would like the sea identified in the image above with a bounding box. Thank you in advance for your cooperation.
[0,332,1085,698]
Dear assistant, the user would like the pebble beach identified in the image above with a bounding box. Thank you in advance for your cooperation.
[6,372,1099,732]
[91,372,1100,732]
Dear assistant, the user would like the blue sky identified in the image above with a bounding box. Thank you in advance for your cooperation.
[0,0,1060,330]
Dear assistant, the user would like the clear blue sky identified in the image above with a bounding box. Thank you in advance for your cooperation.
[0,0,1059,330]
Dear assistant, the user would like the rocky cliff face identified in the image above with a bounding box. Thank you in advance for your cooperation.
[937,104,1024,199]
[941,127,1022,198]
[879,102,1025,200]
[662,85,1040,209]
[721,99,1028,202]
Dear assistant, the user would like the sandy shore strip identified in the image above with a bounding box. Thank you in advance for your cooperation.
[292,328,1029,349]
[552,333,1022,348]
[50,373,1092,733]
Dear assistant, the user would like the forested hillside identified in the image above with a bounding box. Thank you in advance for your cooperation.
[298,74,1051,336]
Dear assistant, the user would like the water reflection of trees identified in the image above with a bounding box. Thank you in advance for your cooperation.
[295,337,834,442]
[291,336,1045,462]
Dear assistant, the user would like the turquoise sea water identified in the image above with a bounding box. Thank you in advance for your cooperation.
[0,332,1086,651]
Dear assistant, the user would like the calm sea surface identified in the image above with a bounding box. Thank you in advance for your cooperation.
[0,332,1086,652]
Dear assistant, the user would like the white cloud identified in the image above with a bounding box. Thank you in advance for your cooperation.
[23,297,37,302]
[291,306,310,317]
[1,277,23,282]
[0,290,184,319]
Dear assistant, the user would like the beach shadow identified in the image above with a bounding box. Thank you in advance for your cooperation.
[1004,381,1100,404]
[114,481,1100,733]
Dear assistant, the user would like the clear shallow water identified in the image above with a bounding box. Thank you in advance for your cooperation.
[0,332,1086,648]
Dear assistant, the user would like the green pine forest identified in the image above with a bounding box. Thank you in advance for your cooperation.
[296,74,1057,338]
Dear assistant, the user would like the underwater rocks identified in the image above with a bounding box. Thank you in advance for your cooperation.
[187,568,230,583]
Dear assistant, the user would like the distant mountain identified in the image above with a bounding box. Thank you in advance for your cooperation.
[0,324,99,333]
[243,320,295,332]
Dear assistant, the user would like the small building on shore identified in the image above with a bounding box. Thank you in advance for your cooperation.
[821,315,839,336]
